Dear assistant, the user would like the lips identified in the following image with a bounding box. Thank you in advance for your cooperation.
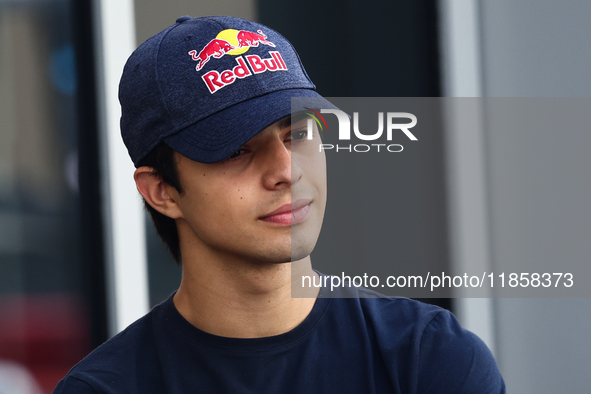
[260,199,311,225]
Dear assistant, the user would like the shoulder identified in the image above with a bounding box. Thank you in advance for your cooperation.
[53,309,160,394]
[413,308,506,393]
[327,286,445,331]
[328,292,506,393]
[53,375,98,394]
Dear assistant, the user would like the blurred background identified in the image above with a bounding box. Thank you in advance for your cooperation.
[0,0,590,392]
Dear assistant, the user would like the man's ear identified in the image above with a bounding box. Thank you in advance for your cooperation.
[134,167,183,219]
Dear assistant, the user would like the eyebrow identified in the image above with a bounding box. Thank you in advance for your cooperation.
[276,116,292,130]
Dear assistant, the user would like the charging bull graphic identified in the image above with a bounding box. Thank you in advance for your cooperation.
[189,29,276,71]
[189,39,237,71]
[236,30,275,48]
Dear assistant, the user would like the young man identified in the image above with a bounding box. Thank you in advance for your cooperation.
[55,16,505,393]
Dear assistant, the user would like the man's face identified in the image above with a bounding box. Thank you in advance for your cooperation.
[169,116,326,265]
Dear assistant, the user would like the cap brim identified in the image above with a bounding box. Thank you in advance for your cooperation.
[163,89,336,163]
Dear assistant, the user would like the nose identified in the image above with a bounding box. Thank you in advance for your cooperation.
[261,136,302,190]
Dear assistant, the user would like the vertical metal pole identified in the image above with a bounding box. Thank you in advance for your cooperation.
[92,0,149,336]
[438,0,496,354]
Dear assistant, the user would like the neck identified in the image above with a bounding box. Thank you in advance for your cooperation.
[173,254,319,338]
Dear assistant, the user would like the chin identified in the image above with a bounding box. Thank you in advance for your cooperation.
[251,219,322,264]
[270,246,309,264]
[252,241,314,264]
[289,236,318,262]
[290,219,322,261]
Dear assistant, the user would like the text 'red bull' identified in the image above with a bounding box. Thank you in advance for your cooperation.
[202,51,288,93]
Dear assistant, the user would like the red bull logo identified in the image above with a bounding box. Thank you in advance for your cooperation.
[189,29,276,71]
[187,29,287,94]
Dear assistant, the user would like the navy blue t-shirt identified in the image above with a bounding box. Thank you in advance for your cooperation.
[54,289,505,393]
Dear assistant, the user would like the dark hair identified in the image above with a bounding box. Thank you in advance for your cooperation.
[137,142,183,264]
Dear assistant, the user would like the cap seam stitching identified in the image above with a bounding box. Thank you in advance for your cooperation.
[154,17,227,144]
[166,87,316,144]
[153,24,181,130]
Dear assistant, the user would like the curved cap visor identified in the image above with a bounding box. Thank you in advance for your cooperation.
[162,89,336,163]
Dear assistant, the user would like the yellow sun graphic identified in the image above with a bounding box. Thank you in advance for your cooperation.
[216,29,249,55]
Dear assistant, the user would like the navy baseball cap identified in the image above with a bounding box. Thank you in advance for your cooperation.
[119,15,334,166]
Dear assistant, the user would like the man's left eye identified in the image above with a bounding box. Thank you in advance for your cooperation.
[289,129,308,141]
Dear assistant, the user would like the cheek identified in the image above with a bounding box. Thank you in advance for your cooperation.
[182,181,258,227]
[303,151,327,191]
[293,135,326,173]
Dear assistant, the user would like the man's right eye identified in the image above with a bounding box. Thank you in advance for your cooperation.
[226,148,247,161]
